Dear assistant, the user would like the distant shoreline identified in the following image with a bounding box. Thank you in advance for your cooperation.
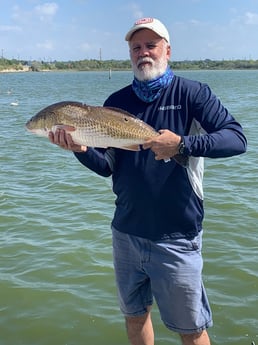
[2,67,258,74]
[1,58,258,73]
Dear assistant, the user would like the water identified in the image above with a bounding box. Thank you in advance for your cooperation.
[0,70,257,345]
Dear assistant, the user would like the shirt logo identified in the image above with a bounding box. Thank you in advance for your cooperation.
[158,105,182,111]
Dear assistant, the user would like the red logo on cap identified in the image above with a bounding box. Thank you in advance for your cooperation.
[135,18,154,25]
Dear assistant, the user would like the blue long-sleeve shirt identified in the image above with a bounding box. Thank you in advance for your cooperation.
[74,75,247,240]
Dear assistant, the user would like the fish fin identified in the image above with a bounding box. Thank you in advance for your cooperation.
[122,144,141,151]
[55,124,76,132]
[104,106,138,119]
[173,154,189,168]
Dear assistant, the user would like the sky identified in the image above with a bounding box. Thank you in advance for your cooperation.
[0,0,258,62]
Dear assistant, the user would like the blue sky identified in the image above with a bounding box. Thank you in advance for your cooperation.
[1,0,258,62]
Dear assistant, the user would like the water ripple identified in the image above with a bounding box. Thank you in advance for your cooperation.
[0,70,257,345]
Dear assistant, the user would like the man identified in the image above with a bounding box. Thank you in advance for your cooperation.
[49,18,247,345]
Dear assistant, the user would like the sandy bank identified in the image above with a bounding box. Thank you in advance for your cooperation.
[0,66,31,73]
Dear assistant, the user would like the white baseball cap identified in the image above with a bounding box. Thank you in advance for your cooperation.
[125,17,170,44]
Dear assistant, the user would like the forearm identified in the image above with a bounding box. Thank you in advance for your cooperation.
[186,85,247,158]
[74,147,113,177]
[184,125,247,158]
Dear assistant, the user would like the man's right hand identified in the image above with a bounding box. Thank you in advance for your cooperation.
[48,129,87,153]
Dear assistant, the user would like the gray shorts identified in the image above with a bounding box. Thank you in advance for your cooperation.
[112,228,213,334]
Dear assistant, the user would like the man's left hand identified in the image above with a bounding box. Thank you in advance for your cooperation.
[142,129,181,160]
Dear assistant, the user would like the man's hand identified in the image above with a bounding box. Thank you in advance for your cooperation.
[48,129,87,153]
[142,129,181,160]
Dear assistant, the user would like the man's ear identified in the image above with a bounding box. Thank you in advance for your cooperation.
[167,45,171,59]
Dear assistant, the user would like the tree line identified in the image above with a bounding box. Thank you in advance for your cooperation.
[1,57,258,72]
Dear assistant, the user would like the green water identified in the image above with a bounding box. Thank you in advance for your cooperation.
[0,70,257,345]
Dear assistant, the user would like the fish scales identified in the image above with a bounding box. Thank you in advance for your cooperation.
[66,105,156,148]
[25,101,189,167]
[26,101,159,150]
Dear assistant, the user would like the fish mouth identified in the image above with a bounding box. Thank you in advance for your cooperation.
[26,128,36,133]
[25,121,32,130]
[25,125,37,133]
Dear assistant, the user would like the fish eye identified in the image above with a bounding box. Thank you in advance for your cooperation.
[124,117,129,122]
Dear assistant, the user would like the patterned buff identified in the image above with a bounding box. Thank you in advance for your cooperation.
[132,67,174,103]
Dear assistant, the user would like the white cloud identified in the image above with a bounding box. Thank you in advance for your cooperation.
[34,2,59,21]
[171,10,258,61]
[11,2,58,24]
[126,3,143,20]
[244,11,258,25]
[0,25,21,32]
[11,5,27,22]
[189,19,202,25]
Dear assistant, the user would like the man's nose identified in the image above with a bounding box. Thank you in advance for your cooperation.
[138,45,150,57]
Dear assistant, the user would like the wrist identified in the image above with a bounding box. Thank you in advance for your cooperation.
[177,136,186,155]
[73,145,87,153]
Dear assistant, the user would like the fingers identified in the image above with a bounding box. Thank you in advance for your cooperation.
[50,128,69,149]
[48,131,55,144]
[143,140,171,160]
[142,139,153,150]
[142,130,181,160]
[154,151,171,161]
[142,130,169,150]
[48,129,87,152]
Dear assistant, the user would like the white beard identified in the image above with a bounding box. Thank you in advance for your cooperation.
[132,56,168,81]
